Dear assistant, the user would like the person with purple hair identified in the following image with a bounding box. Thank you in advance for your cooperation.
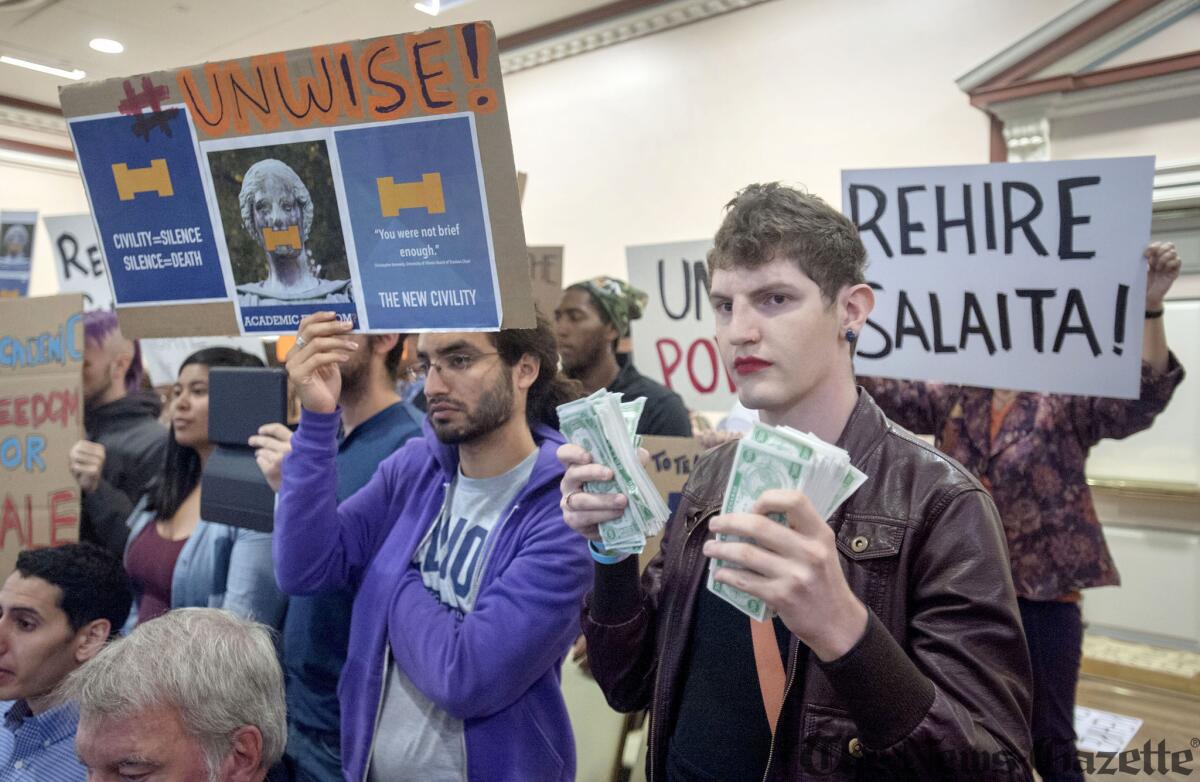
[68,311,167,558]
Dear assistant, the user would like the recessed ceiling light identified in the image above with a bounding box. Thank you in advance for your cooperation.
[414,0,470,16]
[0,55,86,80]
[89,38,124,54]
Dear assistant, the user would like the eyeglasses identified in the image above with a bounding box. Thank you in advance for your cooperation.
[404,352,500,382]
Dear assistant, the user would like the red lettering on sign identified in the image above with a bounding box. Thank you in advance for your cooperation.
[655,339,682,390]
[49,489,77,546]
[686,340,719,393]
[0,494,31,550]
[0,389,81,428]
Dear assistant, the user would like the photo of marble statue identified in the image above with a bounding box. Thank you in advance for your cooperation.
[206,140,353,309]
[0,216,36,297]
[0,223,31,266]
[235,159,351,306]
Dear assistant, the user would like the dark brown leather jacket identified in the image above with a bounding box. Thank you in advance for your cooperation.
[582,391,1033,781]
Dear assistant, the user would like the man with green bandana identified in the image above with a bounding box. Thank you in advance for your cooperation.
[554,276,692,437]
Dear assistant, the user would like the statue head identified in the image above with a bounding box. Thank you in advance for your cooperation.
[3,224,30,256]
[238,159,314,260]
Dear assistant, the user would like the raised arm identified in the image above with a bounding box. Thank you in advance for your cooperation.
[1069,241,1186,445]
[273,312,403,594]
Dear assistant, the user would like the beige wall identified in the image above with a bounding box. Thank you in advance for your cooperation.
[504,0,1078,283]
[1052,99,1200,162]
[0,156,90,296]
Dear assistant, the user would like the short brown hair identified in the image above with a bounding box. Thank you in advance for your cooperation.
[707,183,866,302]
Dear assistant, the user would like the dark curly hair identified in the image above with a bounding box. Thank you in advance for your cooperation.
[707,182,867,303]
[488,315,581,429]
[16,543,132,640]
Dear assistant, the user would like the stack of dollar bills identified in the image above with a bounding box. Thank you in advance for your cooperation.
[708,422,868,621]
[557,389,670,555]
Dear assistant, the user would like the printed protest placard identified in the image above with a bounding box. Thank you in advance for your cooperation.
[43,214,113,310]
[527,245,563,320]
[59,21,534,337]
[0,211,38,299]
[842,157,1154,398]
[0,295,84,576]
[627,240,737,413]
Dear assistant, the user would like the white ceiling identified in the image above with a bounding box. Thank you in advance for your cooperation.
[0,0,616,106]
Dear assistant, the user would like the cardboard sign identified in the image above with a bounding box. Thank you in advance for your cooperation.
[0,211,37,299]
[0,295,84,576]
[842,157,1154,398]
[43,214,113,311]
[639,435,708,568]
[527,245,563,320]
[59,21,534,338]
[627,240,737,413]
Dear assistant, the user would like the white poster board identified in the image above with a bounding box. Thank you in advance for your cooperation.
[626,240,737,413]
[43,214,113,311]
[842,157,1155,399]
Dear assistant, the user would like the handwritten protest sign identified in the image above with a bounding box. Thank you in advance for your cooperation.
[59,21,535,337]
[527,245,563,320]
[0,295,84,576]
[0,211,37,299]
[627,241,737,413]
[639,435,708,568]
[842,157,1154,398]
[43,214,113,311]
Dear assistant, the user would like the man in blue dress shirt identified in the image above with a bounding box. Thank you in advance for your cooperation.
[252,332,422,782]
[0,544,132,782]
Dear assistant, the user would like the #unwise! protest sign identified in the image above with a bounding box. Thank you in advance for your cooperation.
[60,21,534,337]
[0,295,84,575]
[43,214,113,311]
[843,157,1155,399]
[627,241,737,413]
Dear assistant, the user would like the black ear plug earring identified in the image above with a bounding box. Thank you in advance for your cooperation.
[845,329,857,343]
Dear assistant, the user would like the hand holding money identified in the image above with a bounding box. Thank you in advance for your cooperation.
[557,390,669,555]
[705,489,869,661]
[557,443,629,542]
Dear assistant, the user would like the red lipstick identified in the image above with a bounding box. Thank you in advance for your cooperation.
[733,357,773,375]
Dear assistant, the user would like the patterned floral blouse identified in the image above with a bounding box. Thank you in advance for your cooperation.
[860,355,1185,601]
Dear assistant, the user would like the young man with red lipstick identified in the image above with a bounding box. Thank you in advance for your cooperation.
[559,183,1033,781]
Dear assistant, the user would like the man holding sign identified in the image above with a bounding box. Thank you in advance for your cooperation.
[860,241,1184,782]
[274,313,590,782]
[560,183,1032,780]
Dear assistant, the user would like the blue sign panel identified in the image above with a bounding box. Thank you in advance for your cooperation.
[335,114,500,331]
[69,110,228,304]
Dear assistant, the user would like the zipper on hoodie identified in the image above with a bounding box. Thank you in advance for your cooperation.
[361,646,391,782]
[469,502,521,599]
[363,483,454,782]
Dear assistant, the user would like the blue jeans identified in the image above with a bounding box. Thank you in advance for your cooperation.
[284,721,344,782]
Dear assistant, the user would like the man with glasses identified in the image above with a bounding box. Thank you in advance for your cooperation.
[274,312,591,782]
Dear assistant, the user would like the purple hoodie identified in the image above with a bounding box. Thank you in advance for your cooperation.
[275,408,592,782]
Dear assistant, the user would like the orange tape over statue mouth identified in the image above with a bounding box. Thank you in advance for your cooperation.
[263,225,302,252]
[377,172,446,217]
